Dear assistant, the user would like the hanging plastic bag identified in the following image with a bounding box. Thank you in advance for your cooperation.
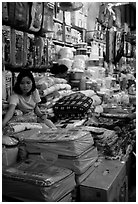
[40,2,54,34]
[2,2,9,24]
[29,2,43,32]
[8,2,30,30]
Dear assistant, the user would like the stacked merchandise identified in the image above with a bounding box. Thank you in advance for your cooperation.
[53,92,93,120]
[2,158,75,202]
[13,127,98,186]
[85,112,136,160]
[35,74,73,118]
[53,89,104,121]
[82,126,119,159]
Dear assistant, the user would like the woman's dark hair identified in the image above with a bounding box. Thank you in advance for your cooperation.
[13,69,36,96]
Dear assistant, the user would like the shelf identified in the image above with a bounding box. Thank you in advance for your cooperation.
[5,64,49,73]
[3,22,47,38]
[53,39,73,47]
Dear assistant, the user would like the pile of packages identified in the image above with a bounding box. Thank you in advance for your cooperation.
[36,75,73,117]
[3,158,76,202]
[85,113,136,159]
[3,126,99,201]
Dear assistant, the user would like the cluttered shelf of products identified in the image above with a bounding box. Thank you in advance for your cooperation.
[2,2,136,202]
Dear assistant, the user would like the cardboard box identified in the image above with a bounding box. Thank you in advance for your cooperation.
[79,159,128,202]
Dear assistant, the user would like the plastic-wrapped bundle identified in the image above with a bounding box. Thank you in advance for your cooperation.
[2,158,75,202]
[3,122,44,135]
[19,128,94,157]
[40,146,98,175]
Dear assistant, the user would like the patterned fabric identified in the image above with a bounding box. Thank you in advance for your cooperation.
[53,92,93,119]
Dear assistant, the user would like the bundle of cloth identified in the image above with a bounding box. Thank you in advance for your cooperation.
[53,90,103,120]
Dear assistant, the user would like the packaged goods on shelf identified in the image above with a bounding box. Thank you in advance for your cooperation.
[11,29,24,66]
[2,26,11,64]
[29,2,43,32]
[40,2,54,33]
[58,47,73,59]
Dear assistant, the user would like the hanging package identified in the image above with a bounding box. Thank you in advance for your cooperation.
[7,2,30,30]
[10,29,24,66]
[40,2,54,34]
[2,2,9,24]
[29,2,43,32]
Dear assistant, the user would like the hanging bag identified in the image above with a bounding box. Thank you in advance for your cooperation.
[7,2,30,30]
[29,2,43,32]
[2,2,9,24]
[39,2,54,35]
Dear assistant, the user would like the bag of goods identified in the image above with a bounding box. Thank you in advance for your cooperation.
[3,122,43,135]
[94,105,103,114]
[40,84,71,97]
[2,2,9,23]
[3,158,75,202]
[40,2,54,34]
[58,47,73,59]
[2,146,18,166]
[91,94,102,106]
[2,136,19,166]
[24,128,94,157]
[9,112,38,123]
[29,2,43,32]
[2,136,18,146]
[72,58,85,70]
[8,2,30,30]
[40,146,98,175]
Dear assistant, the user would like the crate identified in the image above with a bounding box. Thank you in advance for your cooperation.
[79,159,128,202]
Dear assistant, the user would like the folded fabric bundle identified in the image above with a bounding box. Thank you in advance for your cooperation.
[53,92,93,119]
[3,158,75,202]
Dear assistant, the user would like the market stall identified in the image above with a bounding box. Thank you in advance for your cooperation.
[2,2,136,202]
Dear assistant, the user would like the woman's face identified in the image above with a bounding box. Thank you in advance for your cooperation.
[20,76,33,95]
